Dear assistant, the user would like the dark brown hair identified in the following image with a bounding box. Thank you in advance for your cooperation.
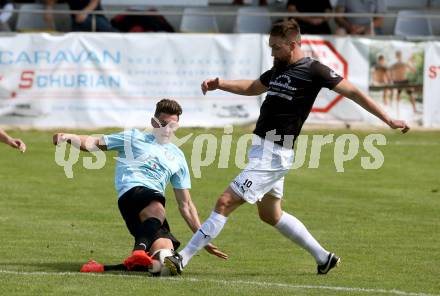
[270,19,301,41]
[154,99,183,118]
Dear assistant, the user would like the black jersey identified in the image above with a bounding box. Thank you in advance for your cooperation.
[254,57,343,148]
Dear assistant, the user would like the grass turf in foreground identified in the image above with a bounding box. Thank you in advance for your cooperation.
[0,128,439,295]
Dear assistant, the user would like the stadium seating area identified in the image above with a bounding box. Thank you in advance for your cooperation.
[2,0,440,35]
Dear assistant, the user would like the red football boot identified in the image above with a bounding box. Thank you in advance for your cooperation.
[80,260,104,273]
[123,250,153,270]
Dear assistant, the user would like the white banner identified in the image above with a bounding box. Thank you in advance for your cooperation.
[0,33,262,128]
[0,33,437,128]
[423,42,440,127]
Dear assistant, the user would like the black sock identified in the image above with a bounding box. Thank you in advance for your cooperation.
[103,264,150,272]
[133,217,162,251]
[104,264,128,271]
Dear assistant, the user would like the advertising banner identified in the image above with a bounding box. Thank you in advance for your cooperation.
[0,33,437,128]
[0,33,262,128]
[368,39,425,126]
[423,42,440,128]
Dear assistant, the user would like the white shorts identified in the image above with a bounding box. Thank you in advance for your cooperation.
[230,135,294,204]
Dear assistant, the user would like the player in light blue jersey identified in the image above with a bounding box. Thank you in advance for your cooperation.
[53,99,227,274]
[104,128,191,199]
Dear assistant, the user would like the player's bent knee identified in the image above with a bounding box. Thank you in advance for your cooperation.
[258,212,281,226]
[214,197,229,214]
[259,216,278,226]
[214,191,243,217]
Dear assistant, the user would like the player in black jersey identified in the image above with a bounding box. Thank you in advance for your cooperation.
[165,19,409,276]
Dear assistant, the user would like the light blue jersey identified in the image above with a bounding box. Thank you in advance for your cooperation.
[103,129,191,198]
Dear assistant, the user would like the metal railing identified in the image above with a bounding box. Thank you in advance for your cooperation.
[2,7,440,37]
[6,8,440,18]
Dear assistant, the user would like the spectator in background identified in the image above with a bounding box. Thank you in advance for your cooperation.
[371,55,391,106]
[233,0,268,5]
[111,9,175,33]
[389,50,418,113]
[335,0,385,35]
[45,0,116,32]
[286,0,332,35]
[0,0,13,32]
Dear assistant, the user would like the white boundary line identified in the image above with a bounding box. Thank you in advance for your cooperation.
[0,270,437,296]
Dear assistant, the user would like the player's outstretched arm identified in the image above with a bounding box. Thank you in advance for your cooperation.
[53,133,107,151]
[0,129,26,152]
[173,188,228,260]
[333,79,410,133]
[201,77,267,96]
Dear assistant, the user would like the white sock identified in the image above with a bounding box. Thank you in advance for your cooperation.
[275,211,329,264]
[180,211,227,267]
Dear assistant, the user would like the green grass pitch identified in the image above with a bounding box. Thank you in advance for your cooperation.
[0,127,439,296]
